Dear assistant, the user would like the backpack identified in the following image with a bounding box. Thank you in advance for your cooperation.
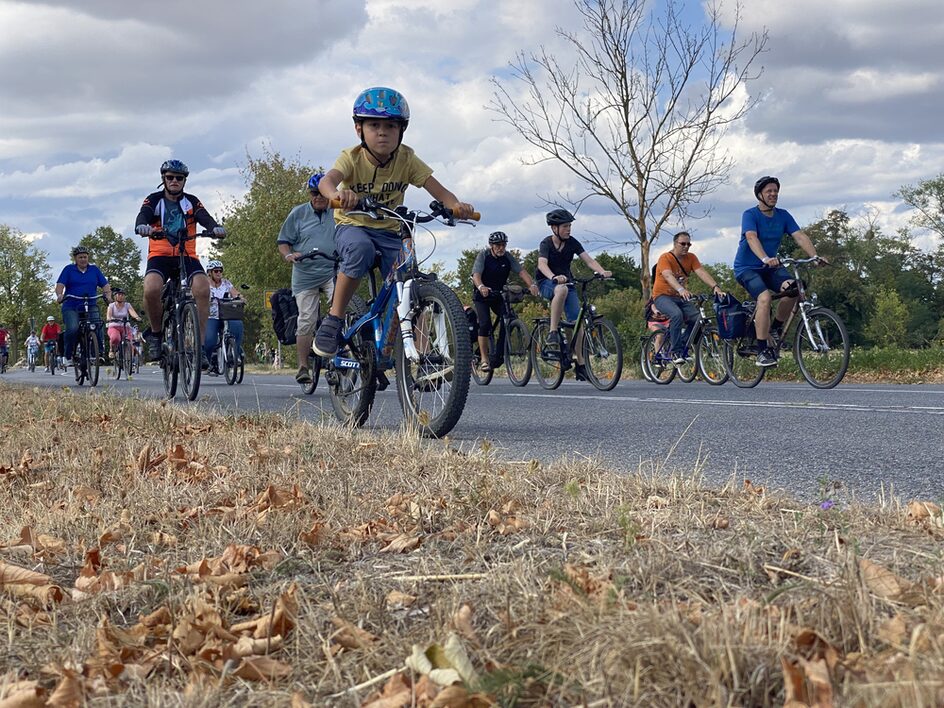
[269,288,299,346]
[714,293,748,340]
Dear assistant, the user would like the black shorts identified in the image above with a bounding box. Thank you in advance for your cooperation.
[146,256,205,284]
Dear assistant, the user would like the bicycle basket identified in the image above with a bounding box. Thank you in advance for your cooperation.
[505,285,525,304]
[218,300,246,321]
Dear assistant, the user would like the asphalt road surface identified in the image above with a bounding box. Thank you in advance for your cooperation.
[5,364,942,502]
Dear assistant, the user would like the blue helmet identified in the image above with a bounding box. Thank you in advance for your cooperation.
[307,171,325,191]
[160,159,189,176]
[352,87,410,126]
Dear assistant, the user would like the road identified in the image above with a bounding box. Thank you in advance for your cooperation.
[5,364,941,502]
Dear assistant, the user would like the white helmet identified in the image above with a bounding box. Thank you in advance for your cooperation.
[207,260,223,271]
[47,316,55,321]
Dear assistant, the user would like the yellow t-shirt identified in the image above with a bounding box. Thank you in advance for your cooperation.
[333,144,434,232]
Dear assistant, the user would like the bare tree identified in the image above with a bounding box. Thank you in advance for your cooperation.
[490,0,767,298]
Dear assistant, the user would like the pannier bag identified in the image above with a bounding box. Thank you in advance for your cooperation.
[464,307,478,344]
[504,285,525,303]
[270,289,299,346]
[218,299,245,321]
[714,293,748,340]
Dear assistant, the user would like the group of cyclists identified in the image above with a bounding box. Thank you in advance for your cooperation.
[36,85,825,394]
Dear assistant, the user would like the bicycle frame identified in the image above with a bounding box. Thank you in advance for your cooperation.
[554,274,608,355]
[649,295,711,360]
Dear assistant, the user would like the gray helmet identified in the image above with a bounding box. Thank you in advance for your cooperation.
[546,208,575,226]
[488,231,508,245]
[71,245,89,257]
[753,176,780,198]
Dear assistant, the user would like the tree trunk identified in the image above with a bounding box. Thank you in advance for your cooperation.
[640,240,652,301]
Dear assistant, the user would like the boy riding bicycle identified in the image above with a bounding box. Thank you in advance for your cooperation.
[312,86,474,357]
[41,316,61,371]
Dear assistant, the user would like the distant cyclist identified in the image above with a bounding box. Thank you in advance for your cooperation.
[277,171,337,384]
[55,245,111,366]
[0,324,9,371]
[105,287,141,360]
[535,208,611,380]
[135,159,226,365]
[40,316,61,371]
[313,86,474,357]
[734,176,825,367]
[471,231,538,372]
[203,260,244,375]
[652,231,725,364]
[24,331,40,368]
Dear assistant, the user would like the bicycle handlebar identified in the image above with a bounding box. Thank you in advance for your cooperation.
[778,255,828,266]
[567,273,612,285]
[295,248,340,264]
[328,197,481,224]
[148,228,225,242]
[63,294,106,301]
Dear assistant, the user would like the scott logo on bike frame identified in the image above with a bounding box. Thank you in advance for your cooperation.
[336,358,360,369]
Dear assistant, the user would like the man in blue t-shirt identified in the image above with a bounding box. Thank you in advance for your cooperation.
[734,176,825,367]
[55,245,112,363]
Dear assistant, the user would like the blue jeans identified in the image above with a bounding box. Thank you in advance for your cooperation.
[204,318,244,359]
[538,279,579,322]
[653,295,699,355]
[62,307,104,359]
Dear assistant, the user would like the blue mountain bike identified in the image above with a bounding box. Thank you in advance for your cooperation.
[317,198,477,438]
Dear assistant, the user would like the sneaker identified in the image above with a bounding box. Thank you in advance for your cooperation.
[547,330,561,348]
[201,352,210,371]
[145,332,162,362]
[295,366,312,384]
[415,358,451,392]
[671,352,687,365]
[756,348,778,367]
[573,363,589,381]
[479,360,492,373]
[313,314,344,357]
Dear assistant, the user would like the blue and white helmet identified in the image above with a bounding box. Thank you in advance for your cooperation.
[307,171,325,191]
[352,87,410,126]
[206,259,223,271]
[160,159,189,176]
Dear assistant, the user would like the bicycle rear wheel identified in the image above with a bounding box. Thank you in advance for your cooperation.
[695,327,728,385]
[530,321,564,390]
[643,331,675,384]
[394,280,471,438]
[793,307,849,389]
[235,352,244,383]
[471,335,494,386]
[721,336,765,388]
[180,302,201,401]
[505,319,532,387]
[584,317,622,391]
[329,296,376,427]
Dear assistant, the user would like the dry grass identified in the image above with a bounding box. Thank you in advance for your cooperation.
[1,382,943,707]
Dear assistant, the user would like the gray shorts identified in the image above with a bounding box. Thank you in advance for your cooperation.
[295,281,335,336]
[335,224,402,279]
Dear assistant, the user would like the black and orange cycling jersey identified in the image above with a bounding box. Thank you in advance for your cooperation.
[135,190,221,259]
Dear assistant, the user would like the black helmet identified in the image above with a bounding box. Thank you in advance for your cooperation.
[488,231,508,245]
[546,208,575,226]
[112,287,125,295]
[753,176,780,199]
[71,245,89,257]
[160,159,190,176]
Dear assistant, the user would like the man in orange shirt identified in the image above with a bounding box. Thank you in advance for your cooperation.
[652,231,725,364]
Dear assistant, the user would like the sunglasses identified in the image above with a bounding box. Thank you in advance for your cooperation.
[210,269,222,273]
[677,241,692,246]
[164,174,186,182]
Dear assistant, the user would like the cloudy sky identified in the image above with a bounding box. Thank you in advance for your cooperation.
[1,0,942,283]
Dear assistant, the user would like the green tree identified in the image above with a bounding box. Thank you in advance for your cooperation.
[0,225,54,351]
[897,174,944,239]
[864,287,908,347]
[78,226,143,306]
[216,148,316,359]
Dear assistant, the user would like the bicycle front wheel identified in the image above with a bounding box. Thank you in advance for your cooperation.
[471,335,494,386]
[793,307,849,389]
[299,351,319,394]
[530,321,564,390]
[695,327,728,385]
[181,303,201,401]
[86,330,100,387]
[162,314,178,398]
[394,280,471,438]
[643,331,675,384]
[584,317,622,391]
[73,338,86,385]
[122,341,133,379]
[329,296,376,427]
[110,341,122,380]
[721,336,765,388]
[224,338,239,386]
[505,319,532,387]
